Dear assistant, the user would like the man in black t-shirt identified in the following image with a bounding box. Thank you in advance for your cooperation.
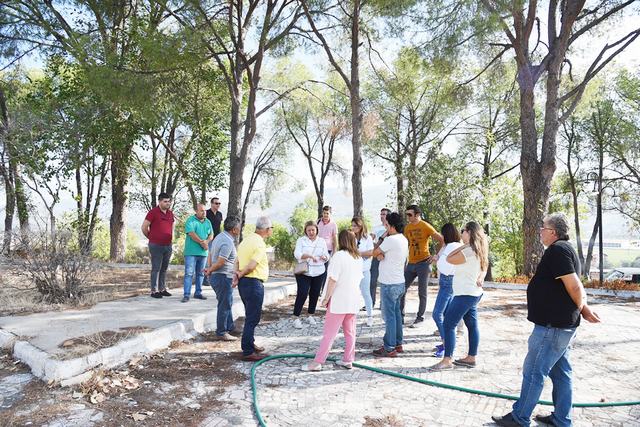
[206,197,224,252]
[493,213,601,427]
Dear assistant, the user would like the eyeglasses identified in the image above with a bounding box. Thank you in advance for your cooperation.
[405,213,414,217]
[540,227,554,232]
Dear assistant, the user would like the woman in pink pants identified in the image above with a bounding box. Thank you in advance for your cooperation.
[301,230,363,371]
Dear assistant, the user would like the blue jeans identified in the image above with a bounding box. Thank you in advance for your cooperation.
[148,243,172,292]
[511,325,577,427]
[183,255,206,297]
[237,278,264,356]
[380,282,405,351]
[443,294,482,358]
[359,270,373,317]
[210,273,235,336]
[401,261,430,320]
[432,274,454,339]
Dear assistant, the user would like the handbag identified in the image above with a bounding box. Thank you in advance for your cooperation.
[293,261,309,275]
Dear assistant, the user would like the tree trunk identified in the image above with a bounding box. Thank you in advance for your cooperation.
[395,162,405,213]
[349,0,363,218]
[583,212,599,278]
[1,172,15,254]
[109,145,131,262]
[227,87,245,220]
[10,158,29,234]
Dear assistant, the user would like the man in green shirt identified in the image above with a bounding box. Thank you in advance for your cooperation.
[182,204,213,302]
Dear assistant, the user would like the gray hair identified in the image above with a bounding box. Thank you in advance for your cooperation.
[544,212,570,240]
[255,215,272,230]
[224,215,241,232]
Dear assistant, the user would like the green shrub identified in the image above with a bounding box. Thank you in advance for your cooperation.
[266,222,297,266]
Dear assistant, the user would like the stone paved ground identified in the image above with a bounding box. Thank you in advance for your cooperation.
[202,287,640,427]
[1,287,639,426]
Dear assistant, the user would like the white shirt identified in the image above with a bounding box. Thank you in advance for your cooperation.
[378,233,408,285]
[357,234,374,271]
[437,242,463,276]
[323,251,364,314]
[452,246,483,297]
[294,236,329,277]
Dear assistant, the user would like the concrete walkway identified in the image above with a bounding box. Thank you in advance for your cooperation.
[0,276,296,385]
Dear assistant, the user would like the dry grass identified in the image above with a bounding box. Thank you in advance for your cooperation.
[56,326,152,360]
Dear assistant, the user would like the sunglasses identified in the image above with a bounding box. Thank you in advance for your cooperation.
[405,213,414,217]
[461,228,467,233]
[213,202,221,205]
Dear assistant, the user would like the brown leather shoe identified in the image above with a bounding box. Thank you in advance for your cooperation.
[253,344,265,353]
[241,352,269,362]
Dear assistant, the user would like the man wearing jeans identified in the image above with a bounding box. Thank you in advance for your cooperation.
[205,215,241,341]
[142,193,175,299]
[181,204,213,302]
[493,213,601,427]
[234,216,273,362]
[401,204,444,328]
[372,212,408,358]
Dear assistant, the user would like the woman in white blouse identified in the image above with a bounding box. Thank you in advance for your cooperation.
[431,221,488,371]
[351,217,375,326]
[293,220,330,328]
[302,230,363,371]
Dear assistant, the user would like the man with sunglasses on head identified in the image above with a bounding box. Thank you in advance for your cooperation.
[401,204,444,328]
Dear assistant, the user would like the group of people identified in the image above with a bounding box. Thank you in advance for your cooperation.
[142,195,601,427]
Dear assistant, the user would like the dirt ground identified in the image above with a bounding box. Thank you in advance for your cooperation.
[0,296,297,427]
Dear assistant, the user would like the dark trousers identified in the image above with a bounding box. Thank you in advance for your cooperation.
[237,277,265,356]
[400,261,431,320]
[148,243,172,292]
[370,257,380,308]
[293,273,325,316]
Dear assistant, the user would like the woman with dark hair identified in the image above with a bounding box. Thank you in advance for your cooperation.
[431,221,488,370]
[430,223,463,357]
[293,220,330,328]
[371,212,409,358]
[301,230,363,371]
[351,217,375,326]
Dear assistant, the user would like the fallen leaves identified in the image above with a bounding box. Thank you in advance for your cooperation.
[129,411,154,421]
[74,369,141,405]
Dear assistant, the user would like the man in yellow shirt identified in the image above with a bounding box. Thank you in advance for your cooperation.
[402,204,444,327]
[234,216,273,361]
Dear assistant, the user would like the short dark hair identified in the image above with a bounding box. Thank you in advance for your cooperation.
[210,197,219,203]
[441,223,461,244]
[380,208,391,214]
[406,204,421,215]
[385,212,405,233]
[158,192,172,201]
[224,215,241,232]
[322,205,332,212]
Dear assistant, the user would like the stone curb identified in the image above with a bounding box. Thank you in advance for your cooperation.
[1,281,296,386]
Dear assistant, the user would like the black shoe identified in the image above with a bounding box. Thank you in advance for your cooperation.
[181,296,189,303]
[160,289,172,297]
[151,292,163,299]
[534,414,556,426]
[193,294,207,300]
[491,413,521,427]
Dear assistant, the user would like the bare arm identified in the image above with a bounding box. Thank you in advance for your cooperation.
[446,244,469,265]
[205,256,227,275]
[141,219,151,239]
[188,231,208,249]
[321,277,338,307]
[429,232,445,260]
[559,273,601,323]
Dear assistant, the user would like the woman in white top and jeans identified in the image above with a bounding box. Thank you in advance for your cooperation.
[302,230,363,371]
[351,217,375,326]
[293,220,330,328]
[431,223,463,357]
[431,221,488,370]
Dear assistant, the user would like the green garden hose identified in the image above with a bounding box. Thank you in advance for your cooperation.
[250,354,640,427]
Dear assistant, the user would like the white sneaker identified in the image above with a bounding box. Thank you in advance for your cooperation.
[366,316,374,327]
[335,360,352,369]
[293,318,303,329]
[307,316,317,325]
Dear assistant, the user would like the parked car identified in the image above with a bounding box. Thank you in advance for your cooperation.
[605,268,640,284]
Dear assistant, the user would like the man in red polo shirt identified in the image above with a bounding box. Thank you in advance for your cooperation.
[142,193,175,299]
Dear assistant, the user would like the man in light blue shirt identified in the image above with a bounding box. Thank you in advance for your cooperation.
[205,215,241,341]
[182,204,213,302]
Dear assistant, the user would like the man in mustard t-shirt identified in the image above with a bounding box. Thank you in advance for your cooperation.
[402,204,444,327]
[234,215,273,361]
